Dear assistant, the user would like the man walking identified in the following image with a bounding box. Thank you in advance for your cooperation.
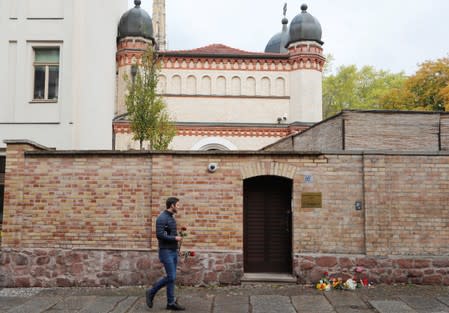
[146,197,185,311]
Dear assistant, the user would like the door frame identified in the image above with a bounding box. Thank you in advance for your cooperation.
[243,175,293,274]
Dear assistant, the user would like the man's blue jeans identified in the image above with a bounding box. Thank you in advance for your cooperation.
[150,248,178,305]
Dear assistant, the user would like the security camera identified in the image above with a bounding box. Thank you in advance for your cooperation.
[207,163,218,173]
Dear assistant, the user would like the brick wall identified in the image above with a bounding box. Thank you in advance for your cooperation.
[345,112,440,151]
[267,111,449,153]
[264,115,343,151]
[2,146,367,254]
[2,142,152,250]
[365,154,449,256]
[1,141,448,286]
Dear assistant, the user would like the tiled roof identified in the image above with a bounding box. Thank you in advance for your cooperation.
[160,44,288,58]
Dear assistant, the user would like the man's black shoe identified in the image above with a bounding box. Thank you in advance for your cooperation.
[166,301,185,311]
[146,289,155,308]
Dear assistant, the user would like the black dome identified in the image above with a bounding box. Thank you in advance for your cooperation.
[118,0,154,41]
[286,4,323,47]
[265,17,289,53]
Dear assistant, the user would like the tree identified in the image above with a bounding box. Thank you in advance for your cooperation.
[323,63,406,118]
[380,56,449,111]
[125,46,176,150]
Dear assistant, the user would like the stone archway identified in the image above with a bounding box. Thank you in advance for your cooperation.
[240,162,297,180]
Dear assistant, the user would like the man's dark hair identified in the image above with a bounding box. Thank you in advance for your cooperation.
[166,197,179,209]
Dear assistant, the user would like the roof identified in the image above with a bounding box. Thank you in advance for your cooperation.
[160,44,289,59]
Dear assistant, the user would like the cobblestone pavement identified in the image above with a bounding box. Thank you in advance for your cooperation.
[0,284,448,313]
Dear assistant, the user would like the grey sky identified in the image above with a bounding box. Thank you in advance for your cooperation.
[128,0,449,74]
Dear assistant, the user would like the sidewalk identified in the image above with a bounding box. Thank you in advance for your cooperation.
[0,284,448,313]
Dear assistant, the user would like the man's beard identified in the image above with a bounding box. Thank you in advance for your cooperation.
[172,207,178,214]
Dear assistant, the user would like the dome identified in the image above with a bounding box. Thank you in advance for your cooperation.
[117,0,154,41]
[265,17,289,53]
[286,4,323,47]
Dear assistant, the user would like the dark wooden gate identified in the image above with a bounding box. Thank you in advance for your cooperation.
[243,176,292,273]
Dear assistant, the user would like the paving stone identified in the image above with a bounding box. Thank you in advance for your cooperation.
[369,300,417,313]
[335,306,376,313]
[127,297,167,313]
[325,292,369,308]
[110,296,139,313]
[177,294,212,313]
[251,295,296,313]
[214,295,249,313]
[6,296,60,313]
[437,297,449,307]
[400,296,449,313]
[0,297,29,312]
[214,303,248,313]
[50,296,96,311]
[45,309,78,313]
[214,295,248,305]
[292,295,336,313]
[78,296,127,313]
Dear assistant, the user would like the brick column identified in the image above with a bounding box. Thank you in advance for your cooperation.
[150,154,174,248]
[2,141,48,247]
[364,154,391,256]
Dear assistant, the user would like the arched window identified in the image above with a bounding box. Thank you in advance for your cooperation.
[201,76,212,95]
[261,77,271,96]
[171,75,182,94]
[191,137,237,151]
[157,75,167,94]
[274,77,286,96]
[231,76,241,96]
[216,76,226,95]
[186,75,197,95]
[246,77,256,96]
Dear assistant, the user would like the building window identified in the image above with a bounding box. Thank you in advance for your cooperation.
[33,47,60,101]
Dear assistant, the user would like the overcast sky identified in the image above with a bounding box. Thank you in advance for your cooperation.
[128,0,449,74]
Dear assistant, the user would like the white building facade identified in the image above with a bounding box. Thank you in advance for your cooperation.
[0,0,126,149]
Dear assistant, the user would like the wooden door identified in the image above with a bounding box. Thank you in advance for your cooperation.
[244,176,292,273]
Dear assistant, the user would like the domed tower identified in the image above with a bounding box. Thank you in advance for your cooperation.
[287,4,325,123]
[116,0,155,116]
[265,5,289,53]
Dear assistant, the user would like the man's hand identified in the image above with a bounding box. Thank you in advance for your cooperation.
[175,236,182,241]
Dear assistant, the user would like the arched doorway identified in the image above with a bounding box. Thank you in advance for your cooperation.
[243,176,292,273]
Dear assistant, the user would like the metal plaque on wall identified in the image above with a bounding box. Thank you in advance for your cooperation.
[301,192,322,208]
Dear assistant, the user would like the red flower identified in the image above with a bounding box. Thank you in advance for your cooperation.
[181,226,187,231]
[324,271,329,276]
[189,251,195,257]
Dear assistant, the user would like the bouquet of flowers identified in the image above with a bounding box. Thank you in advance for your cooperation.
[316,272,331,291]
[178,226,195,261]
[315,268,371,291]
[329,277,344,290]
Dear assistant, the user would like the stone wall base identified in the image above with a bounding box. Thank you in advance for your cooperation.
[0,248,243,288]
[1,249,448,287]
[294,254,449,286]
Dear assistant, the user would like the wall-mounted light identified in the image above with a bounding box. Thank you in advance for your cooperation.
[355,201,362,211]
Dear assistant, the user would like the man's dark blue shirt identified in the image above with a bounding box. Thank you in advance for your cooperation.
[155,210,178,250]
